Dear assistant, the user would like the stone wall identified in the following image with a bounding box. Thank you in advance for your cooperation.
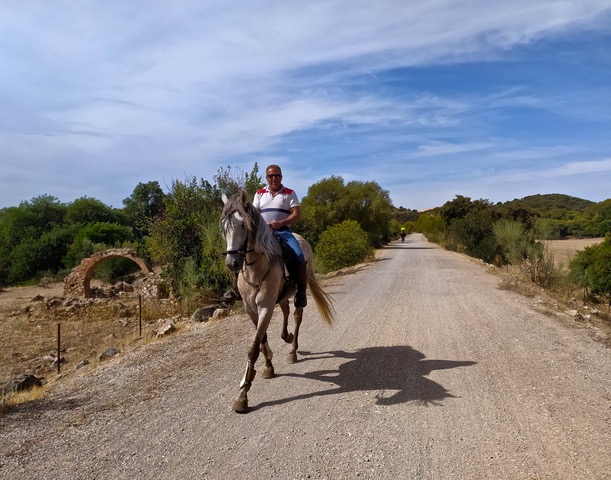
[63,248,155,298]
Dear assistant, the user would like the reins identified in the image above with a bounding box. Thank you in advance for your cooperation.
[235,240,272,288]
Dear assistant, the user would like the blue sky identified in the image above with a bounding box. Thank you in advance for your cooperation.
[1,1,610,211]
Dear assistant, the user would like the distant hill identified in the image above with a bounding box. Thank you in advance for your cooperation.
[502,194,595,220]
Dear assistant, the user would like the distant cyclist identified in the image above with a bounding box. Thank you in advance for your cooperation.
[400,227,406,243]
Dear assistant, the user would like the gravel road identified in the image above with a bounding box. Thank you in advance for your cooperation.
[1,233,610,480]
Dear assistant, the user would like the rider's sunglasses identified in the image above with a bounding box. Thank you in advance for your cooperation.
[267,174,281,179]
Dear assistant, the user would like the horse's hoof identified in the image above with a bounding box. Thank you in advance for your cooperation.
[232,397,248,413]
[262,366,275,379]
[282,333,294,344]
[287,353,297,364]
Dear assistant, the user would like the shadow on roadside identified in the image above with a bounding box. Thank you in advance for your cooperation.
[253,345,476,410]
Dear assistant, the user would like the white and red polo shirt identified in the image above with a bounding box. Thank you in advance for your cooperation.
[253,186,300,223]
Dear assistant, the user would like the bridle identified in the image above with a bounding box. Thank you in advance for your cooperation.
[222,245,259,266]
[221,204,274,287]
[221,216,260,267]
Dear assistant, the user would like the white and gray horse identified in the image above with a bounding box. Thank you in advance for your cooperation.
[221,190,334,412]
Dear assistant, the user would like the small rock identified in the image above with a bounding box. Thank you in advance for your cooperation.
[212,308,230,319]
[190,306,218,323]
[156,319,176,337]
[75,359,90,370]
[98,347,120,362]
[46,297,63,308]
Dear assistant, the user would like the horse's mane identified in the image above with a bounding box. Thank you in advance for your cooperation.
[221,190,282,262]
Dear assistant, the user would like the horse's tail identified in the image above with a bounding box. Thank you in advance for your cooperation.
[308,273,335,327]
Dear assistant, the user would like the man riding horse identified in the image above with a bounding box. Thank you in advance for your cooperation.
[223,164,308,308]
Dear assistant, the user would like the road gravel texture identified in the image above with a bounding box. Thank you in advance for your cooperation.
[1,234,610,479]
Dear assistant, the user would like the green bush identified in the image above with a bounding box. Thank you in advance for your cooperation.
[493,219,555,286]
[92,256,141,284]
[414,213,445,244]
[569,237,611,306]
[315,220,374,273]
[64,222,134,268]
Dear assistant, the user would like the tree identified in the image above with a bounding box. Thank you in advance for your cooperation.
[7,227,76,283]
[64,222,134,268]
[299,176,394,247]
[298,176,347,244]
[345,180,394,246]
[0,196,67,286]
[440,196,502,263]
[65,197,117,225]
[439,195,474,228]
[122,181,166,236]
[414,214,445,244]
[214,164,264,200]
[147,176,225,294]
[146,165,264,299]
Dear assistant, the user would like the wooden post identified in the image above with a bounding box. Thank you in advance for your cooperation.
[57,322,61,375]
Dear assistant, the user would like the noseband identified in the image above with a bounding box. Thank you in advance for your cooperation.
[221,245,252,256]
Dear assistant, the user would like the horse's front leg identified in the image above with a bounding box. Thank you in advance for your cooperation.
[232,305,274,413]
[260,337,275,379]
[279,299,294,344]
[287,306,304,364]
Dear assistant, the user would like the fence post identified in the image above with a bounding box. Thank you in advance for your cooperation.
[57,322,61,375]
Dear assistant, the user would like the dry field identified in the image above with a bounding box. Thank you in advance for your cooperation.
[0,281,181,394]
[545,237,605,269]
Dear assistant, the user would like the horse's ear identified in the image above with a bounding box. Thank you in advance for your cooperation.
[222,193,229,205]
[240,190,248,203]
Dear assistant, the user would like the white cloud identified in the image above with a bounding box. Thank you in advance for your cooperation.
[1,1,610,208]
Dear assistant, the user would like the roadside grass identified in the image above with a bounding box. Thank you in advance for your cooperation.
[0,385,45,413]
[496,257,610,346]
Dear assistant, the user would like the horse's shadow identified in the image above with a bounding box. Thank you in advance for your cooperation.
[254,345,476,410]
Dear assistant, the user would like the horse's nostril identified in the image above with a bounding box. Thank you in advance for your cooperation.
[226,256,241,272]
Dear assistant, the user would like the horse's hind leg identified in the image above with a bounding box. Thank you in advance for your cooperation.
[260,336,275,379]
[287,307,303,364]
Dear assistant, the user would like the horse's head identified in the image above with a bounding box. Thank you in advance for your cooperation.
[221,191,252,272]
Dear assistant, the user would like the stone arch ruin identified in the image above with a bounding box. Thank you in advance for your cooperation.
[63,248,155,298]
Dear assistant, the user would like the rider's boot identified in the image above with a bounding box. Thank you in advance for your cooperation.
[294,261,308,308]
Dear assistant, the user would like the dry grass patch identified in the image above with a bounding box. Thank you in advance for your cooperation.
[0,385,46,413]
[0,284,184,399]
